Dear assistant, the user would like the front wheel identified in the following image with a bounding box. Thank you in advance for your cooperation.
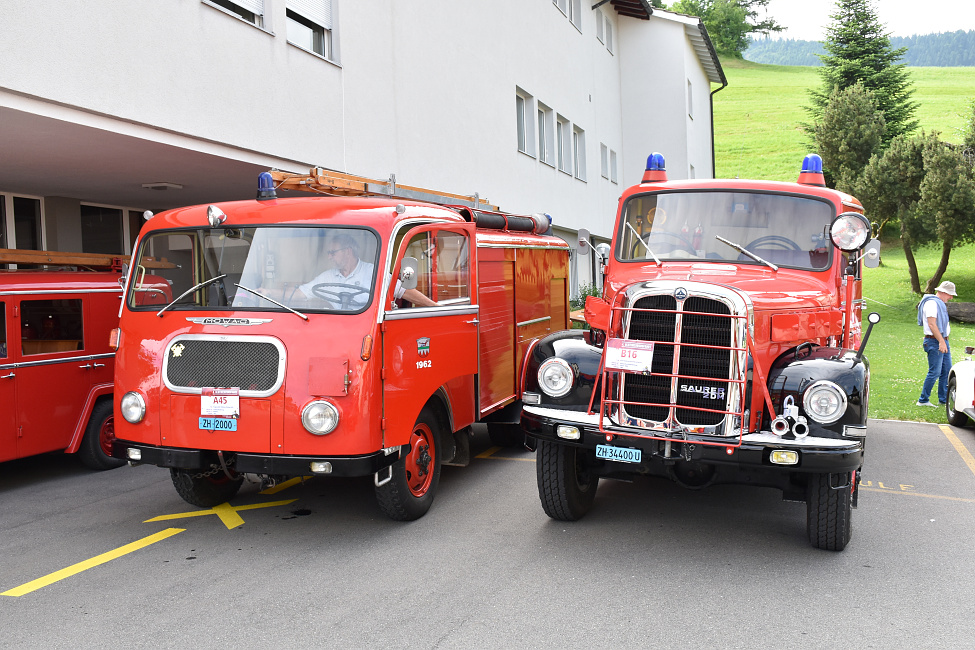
[375,406,442,521]
[171,468,243,507]
[946,377,969,426]
[78,400,125,470]
[806,472,853,551]
[536,439,599,521]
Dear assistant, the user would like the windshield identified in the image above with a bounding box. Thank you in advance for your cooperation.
[127,226,381,313]
[617,191,834,270]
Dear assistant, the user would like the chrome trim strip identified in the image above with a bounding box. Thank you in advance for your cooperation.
[517,316,551,327]
[0,289,123,296]
[842,424,867,437]
[0,352,115,370]
[476,243,569,250]
[384,304,479,321]
[162,334,286,397]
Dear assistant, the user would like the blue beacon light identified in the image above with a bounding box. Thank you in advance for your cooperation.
[257,171,278,200]
[642,152,668,182]
[798,154,825,186]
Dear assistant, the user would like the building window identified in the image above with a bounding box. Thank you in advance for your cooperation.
[553,0,567,15]
[204,0,264,27]
[286,1,333,59]
[557,116,572,174]
[610,150,618,184]
[568,0,582,28]
[600,143,609,179]
[13,197,41,251]
[538,103,555,167]
[687,79,694,119]
[596,10,604,43]
[573,127,587,181]
[516,88,536,157]
[606,19,614,54]
[81,205,124,255]
[689,164,696,179]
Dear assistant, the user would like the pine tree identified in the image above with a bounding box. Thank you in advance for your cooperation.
[809,0,918,146]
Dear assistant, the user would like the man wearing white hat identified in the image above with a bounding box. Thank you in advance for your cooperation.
[916,280,957,407]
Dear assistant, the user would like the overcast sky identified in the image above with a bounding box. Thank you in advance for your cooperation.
[761,0,975,41]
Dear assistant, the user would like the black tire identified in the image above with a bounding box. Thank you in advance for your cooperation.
[78,400,125,470]
[536,439,599,521]
[947,376,969,427]
[375,406,442,521]
[171,468,243,507]
[487,423,526,448]
[806,472,853,551]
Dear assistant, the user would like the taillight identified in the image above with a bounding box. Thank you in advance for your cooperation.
[109,328,121,349]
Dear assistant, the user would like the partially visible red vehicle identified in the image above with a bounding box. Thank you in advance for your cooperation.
[111,171,570,520]
[0,257,127,470]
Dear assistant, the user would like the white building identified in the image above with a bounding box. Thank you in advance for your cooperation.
[0,0,724,294]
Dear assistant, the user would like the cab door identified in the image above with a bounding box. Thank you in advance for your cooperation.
[0,300,16,462]
[381,225,478,446]
[14,296,93,458]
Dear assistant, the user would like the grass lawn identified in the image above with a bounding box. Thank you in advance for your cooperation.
[863,242,975,423]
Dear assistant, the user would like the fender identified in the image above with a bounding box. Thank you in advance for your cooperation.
[523,330,603,410]
[65,383,114,453]
[766,345,869,437]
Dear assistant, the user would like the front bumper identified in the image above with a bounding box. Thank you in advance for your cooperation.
[111,439,404,477]
[521,405,864,475]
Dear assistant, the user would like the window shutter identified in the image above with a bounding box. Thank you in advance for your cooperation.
[235,0,265,16]
[287,0,331,28]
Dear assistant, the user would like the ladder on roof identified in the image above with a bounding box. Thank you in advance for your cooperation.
[269,168,500,212]
[0,248,175,270]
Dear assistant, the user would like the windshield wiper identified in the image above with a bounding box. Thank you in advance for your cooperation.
[234,283,309,321]
[715,236,778,272]
[625,222,662,266]
[156,274,227,317]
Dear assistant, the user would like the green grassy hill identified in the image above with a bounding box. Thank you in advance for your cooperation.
[711,59,975,423]
[713,58,975,181]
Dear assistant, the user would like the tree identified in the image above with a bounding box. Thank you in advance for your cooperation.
[668,0,783,58]
[809,0,918,146]
[813,81,885,191]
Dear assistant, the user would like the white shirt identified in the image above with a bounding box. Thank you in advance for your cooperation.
[298,258,376,307]
[922,298,950,337]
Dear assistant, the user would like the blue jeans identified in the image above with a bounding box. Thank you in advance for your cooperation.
[919,337,952,404]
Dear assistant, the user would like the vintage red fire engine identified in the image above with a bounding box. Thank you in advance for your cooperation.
[0,251,129,470]
[111,170,569,520]
[520,153,881,551]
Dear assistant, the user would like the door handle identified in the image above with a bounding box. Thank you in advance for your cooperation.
[79,363,92,369]
[464,319,479,325]
[93,363,106,368]
[0,373,14,379]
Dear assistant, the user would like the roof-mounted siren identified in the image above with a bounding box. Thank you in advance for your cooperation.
[257,171,278,200]
[798,154,826,186]
[642,152,668,183]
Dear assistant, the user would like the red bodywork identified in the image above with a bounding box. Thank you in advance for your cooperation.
[0,271,122,462]
[113,197,569,467]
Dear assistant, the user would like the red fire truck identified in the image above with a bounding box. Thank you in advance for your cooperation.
[520,153,881,551]
[111,169,569,520]
[0,250,128,470]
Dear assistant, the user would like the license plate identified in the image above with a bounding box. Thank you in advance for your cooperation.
[199,417,237,431]
[596,444,641,463]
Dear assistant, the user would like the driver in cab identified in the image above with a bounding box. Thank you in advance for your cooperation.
[298,234,437,310]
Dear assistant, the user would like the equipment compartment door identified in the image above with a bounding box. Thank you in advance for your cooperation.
[0,300,16,462]
[382,225,478,446]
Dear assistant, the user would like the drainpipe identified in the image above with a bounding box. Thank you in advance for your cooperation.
[698,22,728,178]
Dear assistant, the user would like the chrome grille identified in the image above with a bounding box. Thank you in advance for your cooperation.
[165,337,283,395]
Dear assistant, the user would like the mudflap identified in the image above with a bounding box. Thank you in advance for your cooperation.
[443,426,472,467]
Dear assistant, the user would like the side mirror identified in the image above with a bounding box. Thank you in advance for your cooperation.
[862,239,881,269]
[595,243,611,261]
[399,257,419,290]
[577,228,591,256]
[118,263,129,289]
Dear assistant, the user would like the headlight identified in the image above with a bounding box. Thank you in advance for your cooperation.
[120,391,146,424]
[802,380,847,424]
[830,212,871,251]
[301,400,339,435]
[537,358,574,398]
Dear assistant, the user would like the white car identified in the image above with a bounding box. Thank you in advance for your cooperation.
[947,346,975,426]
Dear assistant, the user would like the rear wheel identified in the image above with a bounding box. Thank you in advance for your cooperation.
[171,468,243,507]
[536,439,599,521]
[946,376,969,426]
[375,406,442,521]
[78,400,125,470]
[806,472,853,551]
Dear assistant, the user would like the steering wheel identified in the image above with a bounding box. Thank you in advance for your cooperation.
[311,283,371,310]
[631,231,696,258]
[744,235,802,251]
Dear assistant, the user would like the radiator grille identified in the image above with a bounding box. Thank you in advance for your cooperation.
[622,294,732,427]
[166,339,281,392]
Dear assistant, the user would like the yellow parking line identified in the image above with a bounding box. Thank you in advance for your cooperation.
[475,446,501,459]
[861,487,975,504]
[260,476,306,495]
[1,528,185,598]
[475,446,535,462]
[939,425,975,478]
[145,499,297,530]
